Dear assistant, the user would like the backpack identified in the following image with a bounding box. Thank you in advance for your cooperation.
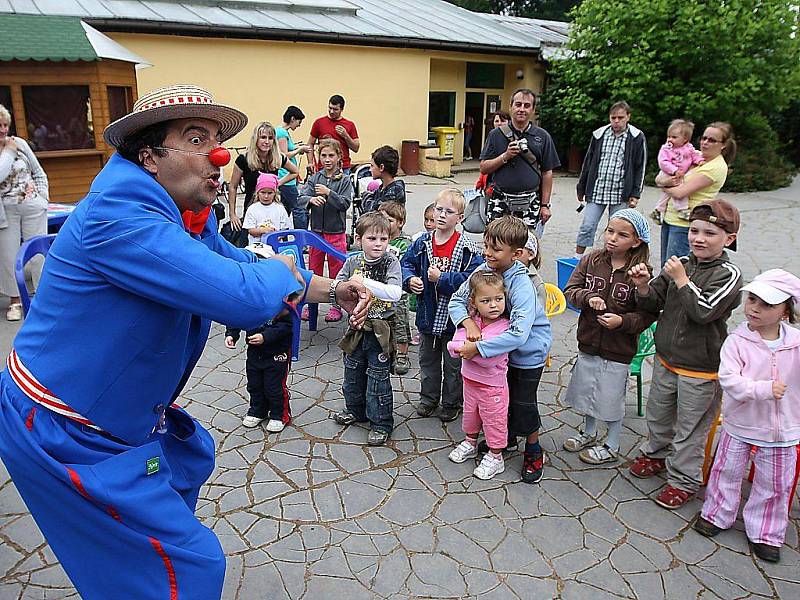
[462,188,488,234]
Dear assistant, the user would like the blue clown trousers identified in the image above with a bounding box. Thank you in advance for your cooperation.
[0,374,226,600]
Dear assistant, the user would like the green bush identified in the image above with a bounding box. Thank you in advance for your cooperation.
[723,119,796,192]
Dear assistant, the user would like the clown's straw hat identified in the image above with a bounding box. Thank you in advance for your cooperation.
[103,84,247,148]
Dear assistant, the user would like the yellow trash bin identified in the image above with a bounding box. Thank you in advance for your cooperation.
[430,126,460,156]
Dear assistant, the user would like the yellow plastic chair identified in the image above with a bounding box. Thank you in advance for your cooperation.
[544,283,567,367]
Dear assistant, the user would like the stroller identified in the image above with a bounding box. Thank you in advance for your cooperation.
[347,163,375,248]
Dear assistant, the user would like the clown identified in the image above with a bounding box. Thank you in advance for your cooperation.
[0,85,371,599]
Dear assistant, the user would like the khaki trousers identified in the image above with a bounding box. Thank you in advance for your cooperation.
[640,360,722,493]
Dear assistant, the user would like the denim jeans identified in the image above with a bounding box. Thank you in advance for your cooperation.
[660,222,690,267]
[342,332,394,433]
[575,200,626,248]
[279,184,307,230]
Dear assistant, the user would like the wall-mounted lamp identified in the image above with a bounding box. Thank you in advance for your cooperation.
[515,69,524,80]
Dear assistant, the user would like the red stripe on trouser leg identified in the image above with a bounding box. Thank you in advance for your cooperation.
[149,536,178,600]
[66,467,93,502]
[281,367,291,424]
[25,407,36,431]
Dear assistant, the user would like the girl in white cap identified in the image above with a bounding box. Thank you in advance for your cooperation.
[694,269,800,563]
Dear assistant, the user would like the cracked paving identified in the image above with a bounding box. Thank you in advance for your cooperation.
[1,175,799,598]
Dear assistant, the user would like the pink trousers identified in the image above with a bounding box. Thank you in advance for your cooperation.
[462,377,509,450]
[308,232,346,279]
[701,430,797,546]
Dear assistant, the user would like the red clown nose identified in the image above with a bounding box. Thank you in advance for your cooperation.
[208,146,231,167]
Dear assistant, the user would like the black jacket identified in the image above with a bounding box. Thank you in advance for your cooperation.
[225,312,293,361]
[577,124,647,202]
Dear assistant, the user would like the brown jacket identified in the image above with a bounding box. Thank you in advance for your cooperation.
[565,250,658,364]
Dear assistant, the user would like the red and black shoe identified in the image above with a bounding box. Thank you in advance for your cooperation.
[521,449,545,484]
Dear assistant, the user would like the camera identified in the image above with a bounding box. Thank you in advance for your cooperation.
[517,138,528,153]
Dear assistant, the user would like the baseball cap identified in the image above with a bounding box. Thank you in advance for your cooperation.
[689,199,740,251]
[741,269,800,306]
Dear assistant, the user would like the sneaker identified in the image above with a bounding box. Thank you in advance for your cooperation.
[325,306,343,322]
[6,303,22,322]
[563,431,601,452]
[749,540,781,563]
[301,305,310,321]
[395,353,411,375]
[473,452,505,480]
[439,406,460,423]
[579,444,617,465]
[416,403,436,417]
[649,209,663,225]
[693,515,723,538]
[410,333,421,346]
[367,429,389,446]
[449,440,479,463]
[521,450,545,484]
[265,419,285,433]
[333,410,358,426]
[242,415,263,428]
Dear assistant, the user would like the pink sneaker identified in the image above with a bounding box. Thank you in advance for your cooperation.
[301,305,310,321]
[325,306,343,322]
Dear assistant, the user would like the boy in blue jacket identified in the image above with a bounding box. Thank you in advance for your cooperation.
[402,189,483,422]
[449,216,552,483]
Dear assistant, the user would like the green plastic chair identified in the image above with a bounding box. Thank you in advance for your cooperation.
[630,322,657,416]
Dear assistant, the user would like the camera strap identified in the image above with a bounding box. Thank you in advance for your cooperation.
[498,123,542,181]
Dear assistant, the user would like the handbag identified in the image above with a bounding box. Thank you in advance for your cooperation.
[220,221,249,248]
[462,188,488,234]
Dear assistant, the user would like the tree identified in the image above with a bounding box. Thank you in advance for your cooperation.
[444,1,580,21]
[539,0,800,190]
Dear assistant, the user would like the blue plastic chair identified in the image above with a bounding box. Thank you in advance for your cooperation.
[264,229,348,347]
[15,234,57,316]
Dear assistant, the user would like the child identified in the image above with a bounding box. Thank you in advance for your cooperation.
[694,269,800,563]
[449,216,552,483]
[402,189,483,422]
[408,203,436,338]
[334,212,403,446]
[225,245,294,432]
[562,210,657,464]
[520,232,547,307]
[628,199,743,509]
[380,201,413,374]
[243,173,292,245]
[362,145,405,214]
[298,139,354,322]
[650,119,704,223]
[447,271,511,480]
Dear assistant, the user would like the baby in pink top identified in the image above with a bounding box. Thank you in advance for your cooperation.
[652,119,705,222]
[446,271,510,480]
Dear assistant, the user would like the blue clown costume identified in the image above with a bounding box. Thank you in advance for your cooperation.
[0,149,309,599]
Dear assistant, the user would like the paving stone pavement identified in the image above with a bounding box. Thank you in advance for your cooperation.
[1,173,799,599]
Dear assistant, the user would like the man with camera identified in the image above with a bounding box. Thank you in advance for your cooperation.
[479,88,560,233]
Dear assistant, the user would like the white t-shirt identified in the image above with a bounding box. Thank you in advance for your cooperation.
[243,201,292,245]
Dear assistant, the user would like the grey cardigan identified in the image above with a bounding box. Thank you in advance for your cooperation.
[0,137,49,228]
[298,169,353,234]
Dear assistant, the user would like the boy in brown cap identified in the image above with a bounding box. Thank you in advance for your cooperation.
[626,199,743,509]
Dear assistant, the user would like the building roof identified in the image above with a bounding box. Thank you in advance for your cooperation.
[0,13,151,64]
[0,0,568,57]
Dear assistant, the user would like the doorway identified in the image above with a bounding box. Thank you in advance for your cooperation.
[464,92,484,160]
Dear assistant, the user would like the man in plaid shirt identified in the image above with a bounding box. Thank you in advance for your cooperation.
[575,101,647,258]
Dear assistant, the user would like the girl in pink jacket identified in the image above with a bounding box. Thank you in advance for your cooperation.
[446,271,510,480]
[650,119,704,223]
[694,269,800,564]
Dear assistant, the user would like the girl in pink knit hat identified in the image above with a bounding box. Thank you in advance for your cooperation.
[242,173,292,245]
[694,268,800,564]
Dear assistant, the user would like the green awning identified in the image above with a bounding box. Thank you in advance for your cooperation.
[0,14,98,62]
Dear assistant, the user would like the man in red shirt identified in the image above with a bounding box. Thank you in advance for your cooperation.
[306,95,360,174]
